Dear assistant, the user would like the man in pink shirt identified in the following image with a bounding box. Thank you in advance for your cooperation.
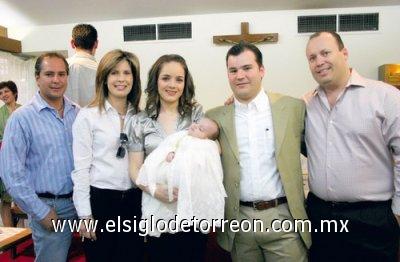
[304,31,400,261]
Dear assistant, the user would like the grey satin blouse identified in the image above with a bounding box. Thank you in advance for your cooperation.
[127,104,204,157]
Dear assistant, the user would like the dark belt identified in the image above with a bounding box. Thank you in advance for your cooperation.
[240,197,287,210]
[308,192,391,209]
[37,192,73,199]
[90,186,140,199]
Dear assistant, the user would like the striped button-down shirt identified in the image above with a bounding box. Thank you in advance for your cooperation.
[304,69,400,214]
[0,92,79,220]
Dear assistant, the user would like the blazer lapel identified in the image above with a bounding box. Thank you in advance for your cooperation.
[220,104,240,161]
[269,92,288,158]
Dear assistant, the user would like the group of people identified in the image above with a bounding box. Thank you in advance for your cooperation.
[0,22,399,262]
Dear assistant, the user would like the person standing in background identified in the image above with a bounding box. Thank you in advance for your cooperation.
[66,23,98,107]
[0,80,21,227]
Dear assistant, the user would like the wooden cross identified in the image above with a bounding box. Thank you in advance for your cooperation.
[213,22,278,45]
[0,25,22,53]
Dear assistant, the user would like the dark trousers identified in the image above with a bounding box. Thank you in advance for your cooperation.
[307,192,399,262]
[148,229,208,262]
[83,186,144,262]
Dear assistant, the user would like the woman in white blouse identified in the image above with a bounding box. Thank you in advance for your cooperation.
[71,49,143,262]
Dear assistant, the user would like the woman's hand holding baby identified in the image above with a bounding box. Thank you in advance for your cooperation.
[154,184,179,203]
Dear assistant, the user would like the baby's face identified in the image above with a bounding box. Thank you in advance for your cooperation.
[188,119,218,139]
[188,122,208,139]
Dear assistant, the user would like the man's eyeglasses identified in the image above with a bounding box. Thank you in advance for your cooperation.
[116,133,128,159]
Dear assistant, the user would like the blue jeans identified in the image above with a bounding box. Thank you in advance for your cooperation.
[29,197,77,262]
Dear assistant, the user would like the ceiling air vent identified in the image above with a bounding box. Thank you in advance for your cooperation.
[123,24,156,41]
[339,13,379,32]
[298,15,337,33]
[157,22,192,40]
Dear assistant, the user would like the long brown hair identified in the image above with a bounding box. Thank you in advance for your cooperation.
[145,54,195,119]
[89,49,141,112]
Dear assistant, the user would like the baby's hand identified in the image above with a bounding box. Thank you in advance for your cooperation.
[166,152,175,162]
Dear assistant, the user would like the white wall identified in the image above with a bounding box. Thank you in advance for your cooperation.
[8,5,400,110]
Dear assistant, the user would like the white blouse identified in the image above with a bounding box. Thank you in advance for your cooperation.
[71,100,136,217]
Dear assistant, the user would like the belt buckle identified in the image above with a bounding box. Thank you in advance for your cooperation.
[252,201,261,210]
[253,201,268,210]
[330,201,339,208]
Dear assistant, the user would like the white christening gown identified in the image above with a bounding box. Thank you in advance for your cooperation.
[136,130,226,237]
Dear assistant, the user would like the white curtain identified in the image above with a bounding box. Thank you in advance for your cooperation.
[0,50,37,106]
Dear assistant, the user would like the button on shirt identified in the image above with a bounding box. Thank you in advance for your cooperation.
[235,90,285,201]
[71,101,136,217]
[304,69,400,214]
[0,92,79,220]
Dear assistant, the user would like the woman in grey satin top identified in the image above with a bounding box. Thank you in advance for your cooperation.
[128,54,206,262]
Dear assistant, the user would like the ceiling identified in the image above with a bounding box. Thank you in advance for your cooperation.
[1,0,399,27]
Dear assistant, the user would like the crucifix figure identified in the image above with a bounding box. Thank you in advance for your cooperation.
[213,22,278,45]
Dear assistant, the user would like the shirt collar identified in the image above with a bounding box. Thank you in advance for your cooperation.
[73,51,96,62]
[234,89,269,112]
[104,99,135,115]
[311,68,366,97]
[32,91,77,113]
[346,69,367,89]
[104,99,113,112]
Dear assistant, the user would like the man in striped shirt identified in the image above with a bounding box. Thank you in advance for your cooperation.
[0,52,79,262]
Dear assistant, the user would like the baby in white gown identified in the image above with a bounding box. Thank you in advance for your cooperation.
[136,118,226,237]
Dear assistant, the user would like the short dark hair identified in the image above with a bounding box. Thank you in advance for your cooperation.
[0,80,18,101]
[226,41,263,67]
[35,52,69,77]
[309,31,345,50]
[72,24,98,50]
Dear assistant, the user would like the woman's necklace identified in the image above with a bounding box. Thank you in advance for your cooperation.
[118,112,126,120]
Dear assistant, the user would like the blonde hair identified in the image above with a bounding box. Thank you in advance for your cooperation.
[89,49,141,112]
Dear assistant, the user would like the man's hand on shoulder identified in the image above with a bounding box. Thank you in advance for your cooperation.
[224,95,234,106]
[40,208,59,231]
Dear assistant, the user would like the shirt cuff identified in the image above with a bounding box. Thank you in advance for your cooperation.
[128,143,143,152]
[391,196,400,216]
[33,201,52,221]
[73,195,92,218]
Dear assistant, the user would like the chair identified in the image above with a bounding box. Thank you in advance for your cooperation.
[10,202,27,227]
